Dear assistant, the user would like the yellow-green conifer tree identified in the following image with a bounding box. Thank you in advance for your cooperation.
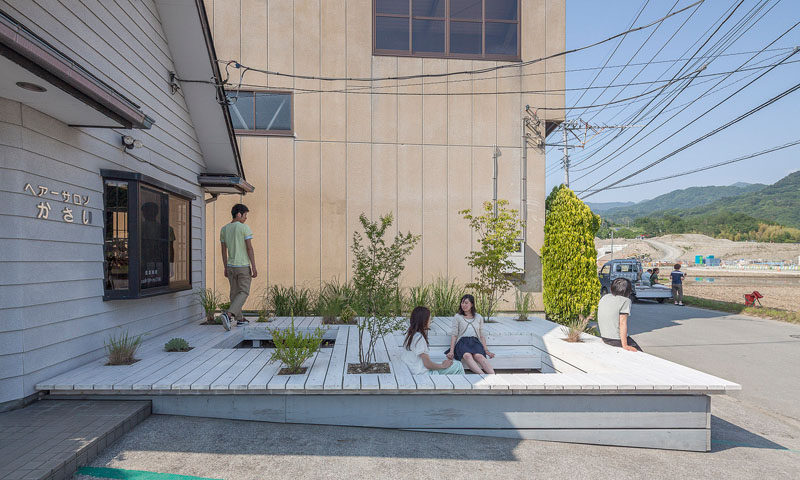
[542,186,601,324]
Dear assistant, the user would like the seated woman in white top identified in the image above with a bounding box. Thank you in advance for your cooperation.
[445,294,495,374]
[402,306,465,375]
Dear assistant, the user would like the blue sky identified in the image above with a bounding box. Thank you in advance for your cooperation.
[546,0,800,203]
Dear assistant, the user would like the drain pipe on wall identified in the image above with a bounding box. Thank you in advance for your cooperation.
[492,145,501,217]
[521,116,528,241]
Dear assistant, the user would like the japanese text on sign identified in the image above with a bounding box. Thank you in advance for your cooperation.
[24,183,92,225]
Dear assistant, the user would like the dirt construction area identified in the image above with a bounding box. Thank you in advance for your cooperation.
[596,234,800,311]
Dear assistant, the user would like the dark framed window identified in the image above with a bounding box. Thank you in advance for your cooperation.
[226,90,293,136]
[102,170,193,300]
[374,0,520,61]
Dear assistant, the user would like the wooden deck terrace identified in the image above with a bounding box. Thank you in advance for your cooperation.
[37,315,740,452]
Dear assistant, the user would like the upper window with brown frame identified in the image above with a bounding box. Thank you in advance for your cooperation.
[374,0,520,61]
[226,91,293,136]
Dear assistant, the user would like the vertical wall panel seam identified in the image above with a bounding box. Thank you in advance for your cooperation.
[344,0,348,283]
[265,0,269,289]
[292,0,296,288]
[319,0,322,289]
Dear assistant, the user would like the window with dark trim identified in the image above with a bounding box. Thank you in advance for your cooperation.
[103,170,193,300]
[374,0,520,60]
[226,91,293,136]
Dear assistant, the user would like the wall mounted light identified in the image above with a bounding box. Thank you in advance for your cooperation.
[121,135,143,150]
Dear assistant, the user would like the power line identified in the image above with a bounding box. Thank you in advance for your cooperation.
[565,0,781,180]
[215,0,705,83]
[574,24,800,190]
[581,138,800,191]
[580,79,800,199]
[557,0,761,170]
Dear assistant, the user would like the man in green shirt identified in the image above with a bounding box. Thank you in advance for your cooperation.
[217,203,258,330]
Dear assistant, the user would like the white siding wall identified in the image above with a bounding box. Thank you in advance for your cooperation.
[0,0,207,404]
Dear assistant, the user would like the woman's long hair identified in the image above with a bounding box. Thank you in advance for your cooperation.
[457,294,477,316]
[404,306,430,350]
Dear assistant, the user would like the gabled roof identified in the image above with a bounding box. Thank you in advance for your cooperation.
[155,0,251,192]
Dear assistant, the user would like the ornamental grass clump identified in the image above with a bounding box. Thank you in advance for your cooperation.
[542,186,601,325]
[270,285,315,316]
[105,331,143,365]
[164,338,191,352]
[561,315,591,343]
[407,284,432,312]
[196,288,222,323]
[430,277,465,317]
[318,279,357,323]
[269,316,324,375]
[515,291,533,321]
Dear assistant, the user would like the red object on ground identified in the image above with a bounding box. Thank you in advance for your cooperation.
[744,291,763,307]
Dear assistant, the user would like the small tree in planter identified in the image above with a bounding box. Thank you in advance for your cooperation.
[460,200,524,321]
[542,186,600,328]
[350,213,419,372]
[269,316,324,375]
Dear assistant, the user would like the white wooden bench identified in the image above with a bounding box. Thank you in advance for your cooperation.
[396,334,542,371]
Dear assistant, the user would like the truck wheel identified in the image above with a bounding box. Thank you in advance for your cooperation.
[657,298,665,303]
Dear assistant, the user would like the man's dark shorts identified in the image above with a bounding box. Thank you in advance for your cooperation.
[602,336,643,351]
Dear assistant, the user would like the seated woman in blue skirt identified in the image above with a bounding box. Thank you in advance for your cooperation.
[445,294,495,374]
[402,306,465,375]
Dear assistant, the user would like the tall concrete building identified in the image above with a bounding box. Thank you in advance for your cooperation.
[205,0,565,307]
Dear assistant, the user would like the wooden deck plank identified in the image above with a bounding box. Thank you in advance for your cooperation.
[172,350,235,390]
[230,349,273,389]
[132,347,220,390]
[429,374,454,390]
[304,348,332,390]
[374,332,398,390]
[343,326,361,390]
[323,326,349,390]
[412,374,435,390]
[211,349,263,389]
[465,374,491,390]
[190,349,250,389]
[448,374,474,390]
[384,340,417,390]
[151,349,221,389]
[248,355,283,390]
[284,356,316,390]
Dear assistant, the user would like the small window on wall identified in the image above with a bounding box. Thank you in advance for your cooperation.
[374,0,520,61]
[102,170,193,300]
[226,91,293,135]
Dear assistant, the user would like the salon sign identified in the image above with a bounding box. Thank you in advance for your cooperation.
[23,183,93,225]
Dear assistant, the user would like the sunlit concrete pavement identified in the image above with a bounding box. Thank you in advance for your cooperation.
[75,305,800,480]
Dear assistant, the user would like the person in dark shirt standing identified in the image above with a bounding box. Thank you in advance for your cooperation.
[670,263,686,306]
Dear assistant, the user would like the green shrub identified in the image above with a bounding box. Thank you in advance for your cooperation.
[542,186,601,325]
[460,200,524,320]
[269,317,324,374]
[164,338,191,352]
[196,288,222,322]
[471,289,491,319]
[269,285,315,316]
[351,212,419,367]
[430,277,465,317]
[105,331,143,365]
[515,291,533,321]
[340,304,358,325]
[219,301,231,312]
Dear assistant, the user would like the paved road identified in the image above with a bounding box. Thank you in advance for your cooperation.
[76,306,800,480]
[628,302,800,422]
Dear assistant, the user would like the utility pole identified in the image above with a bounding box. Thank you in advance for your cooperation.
[562,127,569,186]
[610,229,614,261]
[545,119,642,188]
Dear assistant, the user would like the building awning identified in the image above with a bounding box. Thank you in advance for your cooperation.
[155,0,248,191]
[198,175,254,195]
[0,9,154,129]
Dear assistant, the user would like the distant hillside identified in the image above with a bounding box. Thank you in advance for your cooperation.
[586,201,635,213]
[602,183,766,221]
[686,170,800,228]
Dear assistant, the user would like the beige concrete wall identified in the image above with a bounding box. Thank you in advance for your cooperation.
[204,0,565,310]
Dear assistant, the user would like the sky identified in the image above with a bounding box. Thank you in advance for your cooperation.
[546,0,800,203]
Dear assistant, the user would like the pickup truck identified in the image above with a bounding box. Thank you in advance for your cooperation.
[598,259,673,303]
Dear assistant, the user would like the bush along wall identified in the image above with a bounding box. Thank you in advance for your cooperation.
[542,185,601,324]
